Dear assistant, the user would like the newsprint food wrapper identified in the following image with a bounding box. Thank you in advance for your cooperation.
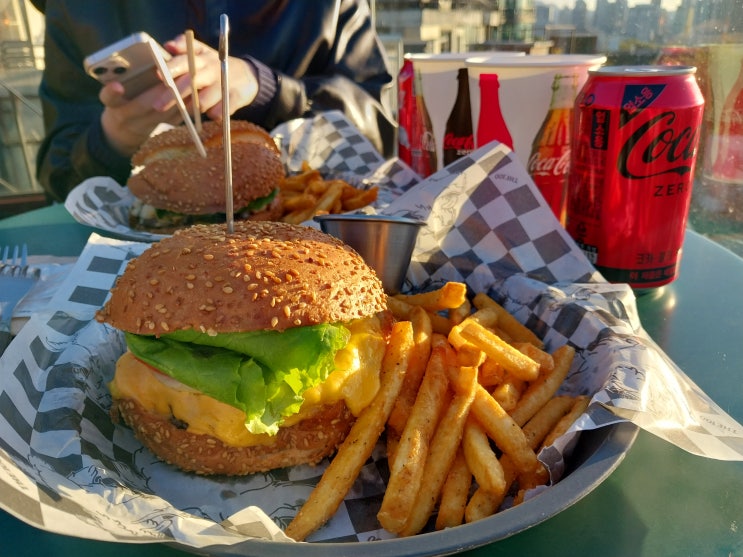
[4,111,743,553]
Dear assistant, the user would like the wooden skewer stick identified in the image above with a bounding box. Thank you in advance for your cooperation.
[185,29,202,133]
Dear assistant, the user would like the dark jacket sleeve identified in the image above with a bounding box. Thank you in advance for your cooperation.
[36,3,135,202]
[234,0,396,158]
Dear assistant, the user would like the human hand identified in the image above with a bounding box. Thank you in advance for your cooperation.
[164,34,259,122]
[99,80,183,157]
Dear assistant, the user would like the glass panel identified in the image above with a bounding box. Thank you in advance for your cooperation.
[1,0,44,207]
[379,0,743,256]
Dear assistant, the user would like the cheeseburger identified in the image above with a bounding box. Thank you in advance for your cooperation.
[96,221,389,475]
[127,120,285,232]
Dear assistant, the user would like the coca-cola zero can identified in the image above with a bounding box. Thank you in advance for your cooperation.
[566,65,704,289]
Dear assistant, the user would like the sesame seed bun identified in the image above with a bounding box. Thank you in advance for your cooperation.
[97,220,387,335]
[127,120,284,215]
[97,221,387,476]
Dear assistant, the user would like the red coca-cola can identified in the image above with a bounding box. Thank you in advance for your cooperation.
[565,66,704,289]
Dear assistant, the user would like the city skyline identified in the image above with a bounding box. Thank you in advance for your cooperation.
[543,0,682,11]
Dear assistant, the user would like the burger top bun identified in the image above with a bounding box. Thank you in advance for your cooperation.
[127,120,284,215]
[97,221,387,336]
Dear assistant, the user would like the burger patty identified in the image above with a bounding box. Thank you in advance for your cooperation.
[112,397,354,475]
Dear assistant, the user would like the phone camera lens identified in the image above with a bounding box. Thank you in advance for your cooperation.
[113,66,127,75]
[92,67,108,76]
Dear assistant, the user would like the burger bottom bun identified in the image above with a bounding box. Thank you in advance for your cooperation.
[111,398,354,476]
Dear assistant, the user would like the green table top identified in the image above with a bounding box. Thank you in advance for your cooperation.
[1,204,742,557]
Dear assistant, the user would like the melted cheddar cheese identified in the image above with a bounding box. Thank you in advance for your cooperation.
[109,316,385,447]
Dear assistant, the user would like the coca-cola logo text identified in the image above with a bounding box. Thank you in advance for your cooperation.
[443,132,474,151]
[528,149,571,177]
[618,110,699,179]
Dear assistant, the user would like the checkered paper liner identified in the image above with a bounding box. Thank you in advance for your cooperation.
[3,112,743,552]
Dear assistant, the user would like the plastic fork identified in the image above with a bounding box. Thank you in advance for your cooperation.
[0,244,40,356]
[1,244,28,271]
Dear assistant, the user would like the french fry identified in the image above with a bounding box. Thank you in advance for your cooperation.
[465,485,504,524]
[378,337,452,533]
[435,448,472,530]
[462,415,506,496]
[470,383,540,476]
[513,342,555,373]
[540,395,590,450]
[509,344,575,427]
[521,395,576,449]
[394,282,468,312]
[465,393,576,523]
[282,192,317,211]
[491,374,526,412]
[285,321,413,541]
[281,206,317,225]
[455,342,486,368]
[279,162,378,219]
[515,393,578,490]
[387,308,434,436]
[313,181,345,213]
[472,292,543,347]
[387,296,451,334]
[428,310,456,335]
[386,296,414,320]
[490,326,513,344]
[281,169,322,191]
[386,431,400,466]
[398,364,478,537]
[458,320,540,381]
[448,307,499,350]
[343,186,379,210]
[448,297,472,327]
[478,357,505,387]
[306,177,331,196]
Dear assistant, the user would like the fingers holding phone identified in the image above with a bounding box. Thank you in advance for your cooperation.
[165,34,259,121]
[100,87,182,157]
[85,33,189,155]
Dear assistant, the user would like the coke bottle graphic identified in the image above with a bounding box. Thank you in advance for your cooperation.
[709,58,743,183]
[527,73,579,224]
[409,68,438,177]
[397,57,414,166]
[443,67,474,166]
[476,73,514,150]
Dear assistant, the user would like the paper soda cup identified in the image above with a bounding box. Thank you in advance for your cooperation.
[406,52,525,172]
[465,54,606,165]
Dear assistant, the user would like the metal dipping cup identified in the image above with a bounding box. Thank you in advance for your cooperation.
[314,214,425,294]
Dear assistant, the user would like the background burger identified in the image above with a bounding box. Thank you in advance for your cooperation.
[96,221,389,475]
[127,120,285,232]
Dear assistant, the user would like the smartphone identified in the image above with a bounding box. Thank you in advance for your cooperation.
[84,32,172,99]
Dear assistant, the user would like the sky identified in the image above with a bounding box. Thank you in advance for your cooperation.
[543,0,682,10]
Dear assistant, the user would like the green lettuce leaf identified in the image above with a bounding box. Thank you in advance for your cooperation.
[242,187,278,212]
[124,323,350,435]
